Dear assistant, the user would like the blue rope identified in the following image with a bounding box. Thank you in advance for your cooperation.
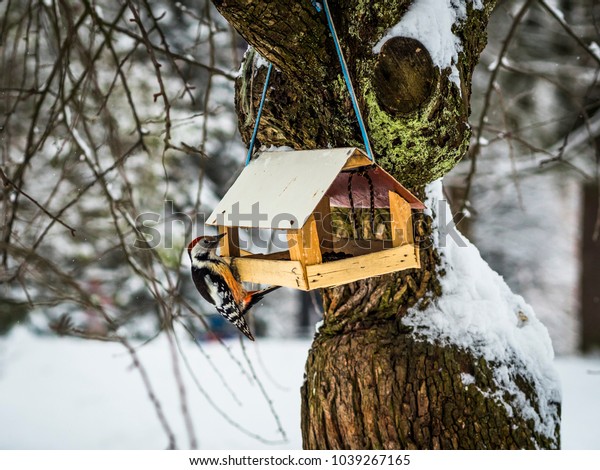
[245,1,374,165]
[321,0,373,160]
[245,61,273,166]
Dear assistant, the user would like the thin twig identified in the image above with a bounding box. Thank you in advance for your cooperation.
[173,321,287,445]
[120,336,178,449]
[538,0,600,67]
[461,0,535,212]
[165,325,198,449]
[0,167,77,236]
[239,337,288,442]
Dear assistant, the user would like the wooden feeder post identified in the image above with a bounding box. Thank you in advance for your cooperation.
[218,225,240,257]
[314,196,333,251]
[389,191,414,247]
[287,214,323,267]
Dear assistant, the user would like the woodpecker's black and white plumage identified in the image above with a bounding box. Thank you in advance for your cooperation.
[188,234,279,341]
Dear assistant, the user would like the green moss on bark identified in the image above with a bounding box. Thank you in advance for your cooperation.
[364,79,469,188]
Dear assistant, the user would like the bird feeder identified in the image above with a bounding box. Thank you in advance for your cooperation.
[206,148,425,291]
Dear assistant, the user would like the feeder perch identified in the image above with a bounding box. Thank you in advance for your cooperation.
[206,148,425,290]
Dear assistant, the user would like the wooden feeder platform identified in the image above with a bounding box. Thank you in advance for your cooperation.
[206,148,425,291]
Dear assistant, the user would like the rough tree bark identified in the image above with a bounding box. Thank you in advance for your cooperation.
[211,0,560,449]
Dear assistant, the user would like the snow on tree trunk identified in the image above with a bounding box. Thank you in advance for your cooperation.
[301,181,560,449]
[406,181,561,444]
[212,0,561,448]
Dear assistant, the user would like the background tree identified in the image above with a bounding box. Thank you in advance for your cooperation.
[213,0,560,449]
[451,0,600,355]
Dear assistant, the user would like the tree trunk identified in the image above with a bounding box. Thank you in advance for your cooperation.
[301,326,555,449]
[212,0,560,449]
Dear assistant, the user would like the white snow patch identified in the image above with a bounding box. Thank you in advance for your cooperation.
[373,0,482,87]
[403,180,561,443]
[93,5,104,19]
[0,329,597,448]
[237,46,265,78]
[0,329,308,449]
[264,145,294,153]
[545,1,565,21]
[254,52,270,71]
[589,42,600,62]
[478,136,489,146]
[487,56,511,71]
[460,372,475,386]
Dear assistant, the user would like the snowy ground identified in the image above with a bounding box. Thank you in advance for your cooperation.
[0,328,598,450]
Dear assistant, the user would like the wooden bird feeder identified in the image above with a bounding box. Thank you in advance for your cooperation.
[206,148,425,290]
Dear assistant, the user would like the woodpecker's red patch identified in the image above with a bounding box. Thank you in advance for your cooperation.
[242,292,255,307]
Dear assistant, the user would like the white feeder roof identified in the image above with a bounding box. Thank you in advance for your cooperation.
[206,147,424,230]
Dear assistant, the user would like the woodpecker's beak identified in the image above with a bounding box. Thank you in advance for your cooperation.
[208,233,226,248]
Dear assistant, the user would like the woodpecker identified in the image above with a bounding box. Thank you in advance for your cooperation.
[188,234,279,341]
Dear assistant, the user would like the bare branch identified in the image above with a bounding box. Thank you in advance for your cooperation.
[461,0,536,213]
[539,0,600,67]
[0,167,77,236]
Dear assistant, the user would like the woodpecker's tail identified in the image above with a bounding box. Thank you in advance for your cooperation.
[233,316,255,341]
[242,285,281,313]
[217,305,255,341]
